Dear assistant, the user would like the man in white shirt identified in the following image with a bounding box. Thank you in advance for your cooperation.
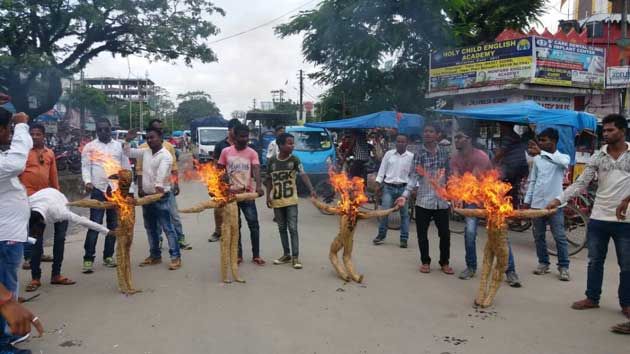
[0,108,38,352]
[25,188,116,291]
[372,134,413,248]
[265,126,285,161]
[523,128,571,281]
[547,114,630,320]
[124,128,181,270]
[81,118,130,273]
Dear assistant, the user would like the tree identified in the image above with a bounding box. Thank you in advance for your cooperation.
[276,0,546,120]
[0,0,224,117]
[175,90,221,126]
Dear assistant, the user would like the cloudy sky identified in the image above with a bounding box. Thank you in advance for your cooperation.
[83,0,566,117]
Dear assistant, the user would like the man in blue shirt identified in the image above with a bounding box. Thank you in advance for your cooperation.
[523,128,571,281]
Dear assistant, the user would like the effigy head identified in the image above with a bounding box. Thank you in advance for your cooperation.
[108,169,133,196]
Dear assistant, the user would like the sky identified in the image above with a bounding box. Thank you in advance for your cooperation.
[83,0,566,117]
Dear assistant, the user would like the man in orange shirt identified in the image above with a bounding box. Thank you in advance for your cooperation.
[19,123,75,289]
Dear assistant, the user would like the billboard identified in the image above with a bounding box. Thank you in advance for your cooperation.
[532,37,606,88]
[429,38,534,92]
[607,66,630,88]
[429,37,606,93]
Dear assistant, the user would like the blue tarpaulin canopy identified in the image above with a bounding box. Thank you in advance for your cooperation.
[434,101,597,131]
[305,111,424,135]
[0,101,16,113]
[35,109,62,122]
[172,130,184,137]
[435,101,598,166]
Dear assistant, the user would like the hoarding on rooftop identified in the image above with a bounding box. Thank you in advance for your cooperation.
[429,36,606,93]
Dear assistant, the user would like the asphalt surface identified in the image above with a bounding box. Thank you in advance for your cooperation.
[16,176,629,354]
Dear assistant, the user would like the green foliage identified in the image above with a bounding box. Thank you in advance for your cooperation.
[175,90,221,126]
[276,0,546,120]
[67,85,112,118]
[0,0,224,117]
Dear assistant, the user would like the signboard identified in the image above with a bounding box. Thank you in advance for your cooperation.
[429,37,606,93]
[430,38,534,92]
[607,66,630,88]
[453,92,574,110]
[532,37,606,89]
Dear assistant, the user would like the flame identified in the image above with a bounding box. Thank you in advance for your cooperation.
[182,160,229,202]
[328,168,368,224]
[106,187,133,221]
[86,150,122,179]
[423,168,514,227]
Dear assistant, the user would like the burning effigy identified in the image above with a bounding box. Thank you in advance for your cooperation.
[68,151,164,295]
[429,168,555,307]
[312,169,398,283]
[179,161,258,284]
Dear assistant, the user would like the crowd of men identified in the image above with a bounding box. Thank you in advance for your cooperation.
[2,91,630,354]
[373,115,630,333]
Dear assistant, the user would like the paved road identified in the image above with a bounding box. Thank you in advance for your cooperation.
[19,179,628,354]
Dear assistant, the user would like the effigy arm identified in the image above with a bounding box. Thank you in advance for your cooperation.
[358,207,399,220]
[135,193,165,206]
[179,200,224,213]
[453,208,488,219]
[510,208,557,219]
[311,198,341,215]
[234,192,260,202]
[67,200,116,209]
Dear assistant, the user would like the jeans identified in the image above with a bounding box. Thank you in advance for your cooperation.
[532,208,570,269]
[274,205,299,257]
[159,192,185,242]
[83,189,117,262]
[376,184,409,241]
[142,193,181,260]
[415,207,450,266]
[31,221,68,280]
[0,241,23,346]
[238,200,261,258]
[23,242,32,261]
[584,219,630,307]
[463,203,517,273]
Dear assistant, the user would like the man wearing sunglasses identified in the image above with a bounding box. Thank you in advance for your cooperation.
[18,123,58,272]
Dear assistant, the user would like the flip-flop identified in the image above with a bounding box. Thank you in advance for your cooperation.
[611,322,630,334]
[25,280,41,292]
[51,276,76,285]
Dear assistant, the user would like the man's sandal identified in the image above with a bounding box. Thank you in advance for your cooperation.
[25,280,41,292]
[611,322,630,335]
[51,276,76,285]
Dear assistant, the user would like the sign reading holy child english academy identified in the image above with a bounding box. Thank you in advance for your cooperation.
[429,37,606,93]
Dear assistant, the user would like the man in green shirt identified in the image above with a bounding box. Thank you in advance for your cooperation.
[265,133,316,269]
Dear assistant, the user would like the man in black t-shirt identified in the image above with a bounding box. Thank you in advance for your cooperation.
[209,118,241,242]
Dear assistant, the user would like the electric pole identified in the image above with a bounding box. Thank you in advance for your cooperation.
[299,69,304,122]
[622,0,628,115]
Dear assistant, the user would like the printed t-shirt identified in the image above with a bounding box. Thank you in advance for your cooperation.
[267,155,303,208]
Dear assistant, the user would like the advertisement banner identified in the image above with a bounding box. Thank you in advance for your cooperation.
[532,37,606,88]
[607,66,630,88]
[429,38,534,92]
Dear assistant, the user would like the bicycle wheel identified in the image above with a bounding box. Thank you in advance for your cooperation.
[449,209,465,234]
[314,180,336,215]
[508,219,532,233]
[546,204,588,256]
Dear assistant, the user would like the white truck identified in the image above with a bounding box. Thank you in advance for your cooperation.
[190,117,229,163]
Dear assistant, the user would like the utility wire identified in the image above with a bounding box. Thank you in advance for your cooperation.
[209,0,318,45]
